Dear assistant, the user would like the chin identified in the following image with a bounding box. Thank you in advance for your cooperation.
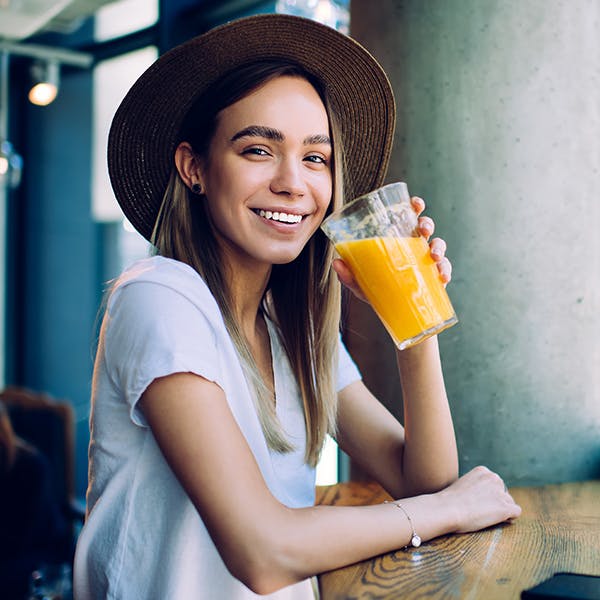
[263,244,307,266]
[271,253,301,265]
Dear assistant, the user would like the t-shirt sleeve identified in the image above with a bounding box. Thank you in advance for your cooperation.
[336,334,362,392]
[102,280,223,427]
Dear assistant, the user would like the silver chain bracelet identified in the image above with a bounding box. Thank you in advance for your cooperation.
[384,500,422,548]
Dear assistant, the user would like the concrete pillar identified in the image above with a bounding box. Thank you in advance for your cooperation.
[347,0,600,485]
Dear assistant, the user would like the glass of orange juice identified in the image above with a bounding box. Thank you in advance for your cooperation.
[321,182,457,350]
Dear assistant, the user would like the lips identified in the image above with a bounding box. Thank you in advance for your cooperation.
[254,209,303,224]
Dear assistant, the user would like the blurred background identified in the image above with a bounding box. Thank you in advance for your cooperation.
[0,0,598,593]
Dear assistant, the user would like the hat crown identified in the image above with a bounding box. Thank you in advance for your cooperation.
[108,13,396,241]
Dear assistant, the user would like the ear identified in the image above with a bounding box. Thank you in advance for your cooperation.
[174,142,203,191]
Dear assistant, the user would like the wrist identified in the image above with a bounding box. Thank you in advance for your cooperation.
[392,492,457,546]
[435,486,461,533]
[395,334,439,359]
[384,500,422,547]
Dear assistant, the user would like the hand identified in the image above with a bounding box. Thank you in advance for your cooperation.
[412,196,452,286]
[331,257,367,301]
[332,196,453,299]
[438,466,522,534]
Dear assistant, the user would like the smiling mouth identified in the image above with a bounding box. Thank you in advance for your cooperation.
[254,209,304,224]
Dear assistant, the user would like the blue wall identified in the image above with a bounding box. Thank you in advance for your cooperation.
[21,66,98,497]
[9,0,281,500]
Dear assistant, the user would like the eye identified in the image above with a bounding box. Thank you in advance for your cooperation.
[242,146,270,157]
[304,154,328,166]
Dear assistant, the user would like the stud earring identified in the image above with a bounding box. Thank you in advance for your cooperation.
[191,183,203,195]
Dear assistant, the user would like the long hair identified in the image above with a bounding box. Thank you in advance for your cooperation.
[152,60,345,466]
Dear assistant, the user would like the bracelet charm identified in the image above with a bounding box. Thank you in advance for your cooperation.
[384,500,422,548]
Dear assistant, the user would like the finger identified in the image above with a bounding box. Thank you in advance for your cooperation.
[508,498,522,519]
[331,258,353,285]
[418,216,435,239]
[437,257,452,285]
[332,259,368,302]
[429,237,447,261]
[503,490,522,520]
[410,196,425,216]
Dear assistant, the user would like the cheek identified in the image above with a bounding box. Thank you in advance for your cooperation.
[309,168,333,210]
[318,182,333,215]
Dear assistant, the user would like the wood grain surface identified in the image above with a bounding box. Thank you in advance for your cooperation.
[315,480,600,599]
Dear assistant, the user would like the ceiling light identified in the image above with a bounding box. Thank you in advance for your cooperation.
[28,59,60,106]
[0,139,23,190]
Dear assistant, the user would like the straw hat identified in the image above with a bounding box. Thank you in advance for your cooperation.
[108,13,396,242]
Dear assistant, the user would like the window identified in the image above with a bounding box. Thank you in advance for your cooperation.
[94,0,158,42]
[276,0,349,33]
[92,46,156,272]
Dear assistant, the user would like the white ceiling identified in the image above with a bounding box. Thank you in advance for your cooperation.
[0,0,117,41]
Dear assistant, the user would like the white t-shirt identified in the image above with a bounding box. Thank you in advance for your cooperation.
[74,256,361,600]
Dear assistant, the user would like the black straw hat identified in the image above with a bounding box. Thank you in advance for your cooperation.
[108,13,396,242]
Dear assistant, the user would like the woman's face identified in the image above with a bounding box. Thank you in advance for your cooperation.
[198,75,332,268]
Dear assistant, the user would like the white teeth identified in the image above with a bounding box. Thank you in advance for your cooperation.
[258,209,302,224]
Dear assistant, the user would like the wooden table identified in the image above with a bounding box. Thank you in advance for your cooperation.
[315,480,600,599]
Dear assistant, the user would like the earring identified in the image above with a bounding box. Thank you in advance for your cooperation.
[191,183,203,195]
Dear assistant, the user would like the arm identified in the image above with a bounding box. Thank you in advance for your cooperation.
[335,335,458,499]
[333,195,458,498]
[139,372,519,596]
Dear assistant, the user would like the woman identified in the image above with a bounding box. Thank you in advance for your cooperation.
[74,13,520,599]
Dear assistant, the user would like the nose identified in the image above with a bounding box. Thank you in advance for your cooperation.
[269,158,307,197]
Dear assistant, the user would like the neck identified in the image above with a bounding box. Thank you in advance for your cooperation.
[221,253,272,334]
[220,256,275,398]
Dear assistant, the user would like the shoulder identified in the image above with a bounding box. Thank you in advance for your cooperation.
[101,256,228,365]
[108,256,220,321]
[98,257,231,410]
[113,256,207,296]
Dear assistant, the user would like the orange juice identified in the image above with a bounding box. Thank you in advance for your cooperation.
[335,236,457,349]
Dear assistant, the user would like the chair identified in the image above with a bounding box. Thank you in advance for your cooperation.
[0,386,85,557]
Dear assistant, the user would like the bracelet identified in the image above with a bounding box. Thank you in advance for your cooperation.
[384,500,422,548]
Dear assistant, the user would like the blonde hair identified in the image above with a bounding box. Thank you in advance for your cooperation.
[152,61,345,466]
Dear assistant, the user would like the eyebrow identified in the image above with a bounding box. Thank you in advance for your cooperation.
[230,125,331,146]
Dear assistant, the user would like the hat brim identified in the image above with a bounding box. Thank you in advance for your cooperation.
[108,13,396,242]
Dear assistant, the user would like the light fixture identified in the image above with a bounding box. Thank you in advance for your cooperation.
[1,50,22,190]
[0,41,91,190]
[0,139,23,190]
[28,59,60,106]
[0,40,93,109]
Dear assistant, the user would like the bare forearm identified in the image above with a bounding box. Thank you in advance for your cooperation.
[224,465,520,595]
[395,336,458,495]
[267,492,454,590]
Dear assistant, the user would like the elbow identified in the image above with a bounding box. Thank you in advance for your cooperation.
[224,536,300,596]
[404,466,459,497]
[435,471,459,493]
[228,561,281,596]
[424,466,459,494]
[422,455,460,494]
[235,571,287,596]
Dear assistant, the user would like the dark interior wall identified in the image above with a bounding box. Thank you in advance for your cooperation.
[19,66,98,497]
[6,0,278,500]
